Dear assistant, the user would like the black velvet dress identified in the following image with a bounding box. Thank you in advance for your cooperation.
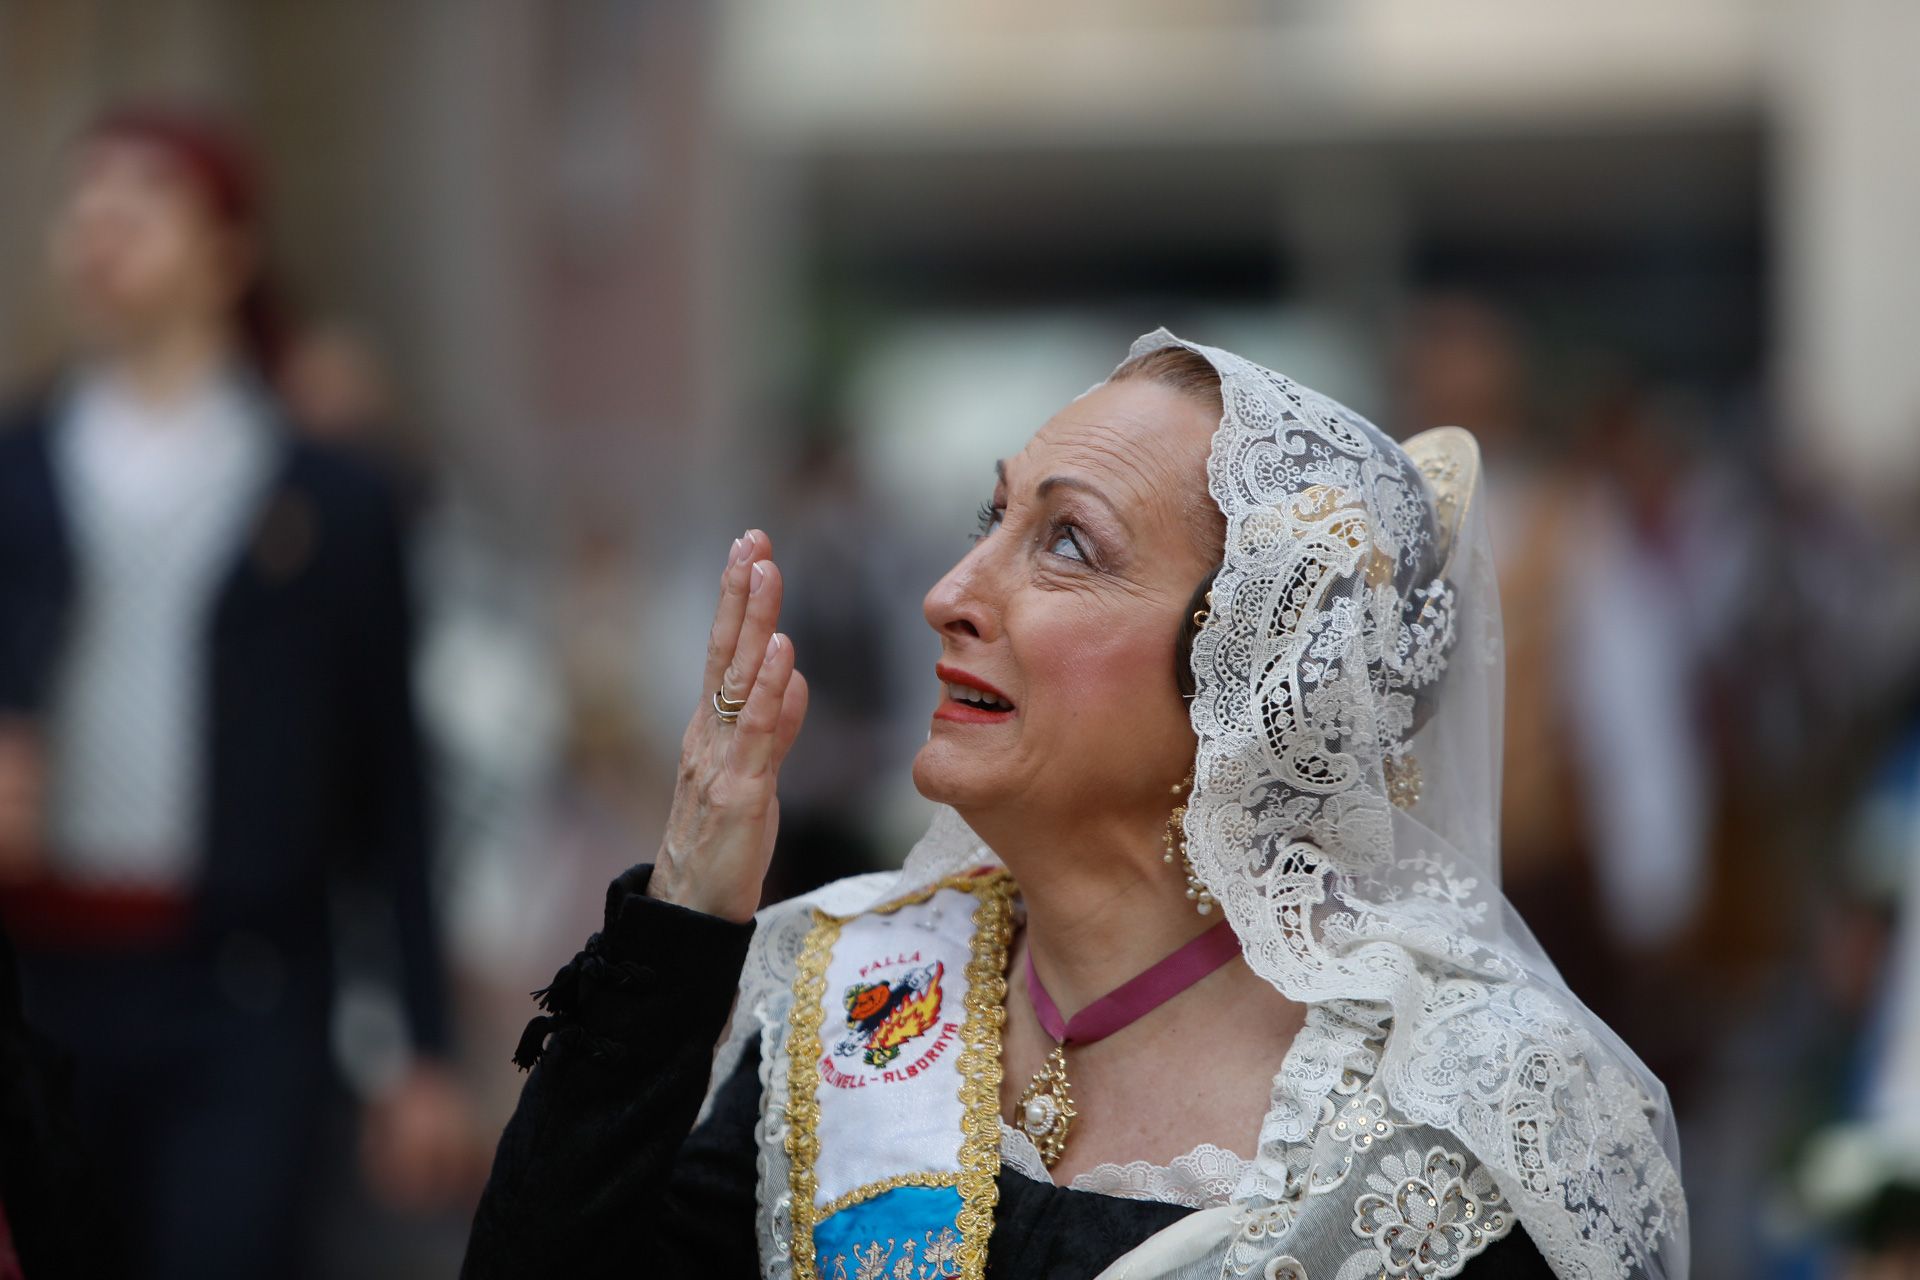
[460,866,1554,1279]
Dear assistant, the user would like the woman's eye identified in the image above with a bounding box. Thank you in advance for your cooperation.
[972,501,1004,542]
[1048,527,1087,563]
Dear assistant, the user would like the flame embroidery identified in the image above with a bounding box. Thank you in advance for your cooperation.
[839,960,944,1068]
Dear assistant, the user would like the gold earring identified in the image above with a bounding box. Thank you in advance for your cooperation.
[1162,770,1213,914]
[1191,586,1216,630]
[1383,750,1423,809]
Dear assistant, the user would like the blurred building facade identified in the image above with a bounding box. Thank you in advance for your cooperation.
[5,1,1917,513]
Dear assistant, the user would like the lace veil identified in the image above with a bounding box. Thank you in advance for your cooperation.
[715,329,1688,1280]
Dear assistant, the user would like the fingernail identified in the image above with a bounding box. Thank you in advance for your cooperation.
[766,633,783,658]
[750,563,767,594]
[729,537,746,565]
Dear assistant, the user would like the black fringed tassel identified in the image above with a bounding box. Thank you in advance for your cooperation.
[512,1014,556,1071]
[511,946,587,1070]
[509,933,646,1071]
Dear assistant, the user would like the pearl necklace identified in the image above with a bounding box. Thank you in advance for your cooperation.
[1015,920,1240,1167]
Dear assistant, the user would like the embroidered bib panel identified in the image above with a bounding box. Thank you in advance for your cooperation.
[783,870,1014,1280]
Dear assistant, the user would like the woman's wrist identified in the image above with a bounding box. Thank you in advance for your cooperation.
[644,844,756,924]
[513,862,755,1071]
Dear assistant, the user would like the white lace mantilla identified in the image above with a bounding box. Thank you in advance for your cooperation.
[1134,329,1686,1279]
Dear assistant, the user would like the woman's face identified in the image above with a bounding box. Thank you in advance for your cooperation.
[913,377,1220,830]
[47,136,245,352]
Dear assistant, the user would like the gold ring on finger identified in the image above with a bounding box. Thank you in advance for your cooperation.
[712,690,743,723]
[715,683,749,714]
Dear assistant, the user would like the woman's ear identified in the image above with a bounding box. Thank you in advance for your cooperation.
[1173,567,1220,700]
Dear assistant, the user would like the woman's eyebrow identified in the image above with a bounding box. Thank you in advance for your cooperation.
[1037,475,1132,535]
[995,459,1130,530]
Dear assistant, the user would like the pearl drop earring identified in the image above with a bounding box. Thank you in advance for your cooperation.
[1162,770,1212,914]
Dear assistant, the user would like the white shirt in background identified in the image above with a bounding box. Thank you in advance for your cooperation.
[44,366,278,887]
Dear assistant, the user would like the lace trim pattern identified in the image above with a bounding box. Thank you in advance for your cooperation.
[997,1123,1248,1211]
[755,991,797,1280]
[997,1124,1053,1187]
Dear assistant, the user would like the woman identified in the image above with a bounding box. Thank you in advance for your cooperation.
[465,333,1688,1279]
[0,105,466,1275]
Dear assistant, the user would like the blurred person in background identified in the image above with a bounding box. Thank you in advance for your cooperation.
[1392,298,1608,996]
[1397,302,1741,1095]
[277,317,434,523]
[758,432,891,902]
[0,104,468,1277]
[1558,377,1724,968]
[1749,692,1920,1278]
[278,319,395,449]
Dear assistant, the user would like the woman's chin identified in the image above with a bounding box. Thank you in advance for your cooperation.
[910,739,1003,808]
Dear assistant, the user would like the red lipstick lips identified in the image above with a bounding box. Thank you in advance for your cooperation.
[933,663,1016,724]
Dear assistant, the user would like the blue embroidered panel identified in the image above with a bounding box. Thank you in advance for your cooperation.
[812,1184,966,1279]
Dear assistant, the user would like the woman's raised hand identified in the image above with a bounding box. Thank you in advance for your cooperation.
[648,530,809,923]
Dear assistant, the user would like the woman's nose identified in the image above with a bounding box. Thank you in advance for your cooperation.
[923,549,998,643]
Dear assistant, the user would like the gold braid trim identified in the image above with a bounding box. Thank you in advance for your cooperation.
[952,873,1015,1275]
[783,870,1015,1280]
[783,907,841,1278]
[816,1170,958,1221]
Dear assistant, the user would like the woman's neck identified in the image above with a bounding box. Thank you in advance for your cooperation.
[966,804,1217,1020]
[99,321,235,409]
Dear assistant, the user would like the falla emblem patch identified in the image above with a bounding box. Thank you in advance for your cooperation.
[833,959,945,1070]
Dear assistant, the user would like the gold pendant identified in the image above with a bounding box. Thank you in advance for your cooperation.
[1016,1043,1076,1168]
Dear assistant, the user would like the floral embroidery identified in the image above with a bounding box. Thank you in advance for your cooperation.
[1304,1082,1398,1195]
[1327,1087,1394,1152]
[823,1226,964,1280]
[1265,1258,1309,1280]
[919,1227,962,1272]
[1226,1201,1302,1277]
[1347,1146,1510,1278]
